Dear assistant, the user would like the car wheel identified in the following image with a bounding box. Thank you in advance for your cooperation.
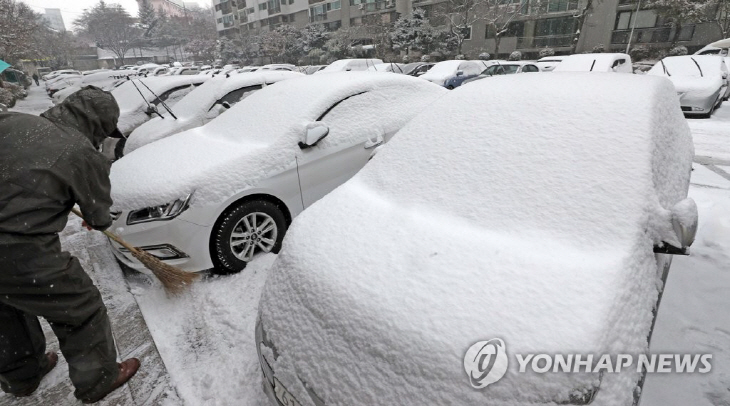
[446,85,455,90]
[210,200,287,275]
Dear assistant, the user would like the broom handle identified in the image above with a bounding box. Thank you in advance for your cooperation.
[69,208,139,253]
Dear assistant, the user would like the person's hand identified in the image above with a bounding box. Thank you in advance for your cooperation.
[82,220,94,231]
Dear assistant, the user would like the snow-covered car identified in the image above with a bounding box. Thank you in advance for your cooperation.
[402,62,434,76]
[112,75,209,135]
[45,75,83,96]
[256,73,697,406]
[419,60,490,89]
[535,55,566,71]
[553,53,633,73]
[124,71,304,154]
[260,64,296,71]
[367,63,406,73]
[462,60,541,84]
[108,73,447,274]
[238,66,261,73]
[317,59,384,73]
[43,69,81,81]
[694,38,730,56]
[648,55,729,117]
[52,70,141,104]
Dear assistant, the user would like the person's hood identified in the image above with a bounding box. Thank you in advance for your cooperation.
[41,85,122,148]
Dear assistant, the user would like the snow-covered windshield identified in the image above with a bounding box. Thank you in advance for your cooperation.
[649,55,722,77]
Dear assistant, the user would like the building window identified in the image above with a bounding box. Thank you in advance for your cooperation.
[506,20,524,37]
[535,16,576,36]
[331,0,341,9]
[247,7,255,13]
[258,2,267,10]
[615,10,657,30]
[350,16,362,26]
[462,26,472,40]
[217,17,223,23]
[325,20,342,31]
[309,4,327,21]
[545,0,578,12]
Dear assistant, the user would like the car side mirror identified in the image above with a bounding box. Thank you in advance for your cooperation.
[654,198,698,255]
[723,72,728,80]
[299,123,329,149]
[222,101,231,109]
[145,105,159,116]
[456,70,464,76]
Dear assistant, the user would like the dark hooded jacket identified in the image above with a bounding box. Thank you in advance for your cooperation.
[0,86,120,240]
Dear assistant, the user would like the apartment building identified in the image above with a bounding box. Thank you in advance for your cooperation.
[213,0,723,57]
[139,0,197,18]
[43,8,66,32]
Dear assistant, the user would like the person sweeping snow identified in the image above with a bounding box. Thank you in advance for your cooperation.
[0,86,140,403]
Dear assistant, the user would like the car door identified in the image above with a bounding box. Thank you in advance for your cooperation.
[295,90,394,208]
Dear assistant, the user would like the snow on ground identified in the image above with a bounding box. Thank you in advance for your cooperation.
[690,104,730,162]
[4,81,730,406]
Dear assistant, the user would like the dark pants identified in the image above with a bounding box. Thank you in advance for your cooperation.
[0,235,119,400]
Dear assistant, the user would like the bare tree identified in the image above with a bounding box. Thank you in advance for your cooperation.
[432,0,492,55]
[75,1,140,66]
[643,0,717,45]
[0,0,44,64]
[713,0,730,39]
[483,0,526,56]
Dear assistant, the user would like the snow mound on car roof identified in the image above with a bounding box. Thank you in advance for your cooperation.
[259,73,694,405]
[110,72,446,210]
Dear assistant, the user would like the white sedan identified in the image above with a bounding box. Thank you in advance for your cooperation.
[124,71,303,154]
[256,73,697,406]
[108,72,447,274]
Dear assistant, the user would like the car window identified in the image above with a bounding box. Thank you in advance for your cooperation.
[156,85,196,106]
[316,90,402,146]
[209,85,263,111]
[459,62,481,76]
[523,65,539,73]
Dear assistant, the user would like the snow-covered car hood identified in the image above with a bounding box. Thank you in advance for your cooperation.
[667,75,723,94]
[419,61,460,82]
[110,72,446,211]
[124,71,303,154]
[259,73,694,405]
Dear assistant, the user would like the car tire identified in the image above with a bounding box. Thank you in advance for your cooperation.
[446,85,455,90]
[210,200,287,275]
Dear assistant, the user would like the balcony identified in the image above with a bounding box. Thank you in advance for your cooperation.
[517,34,574,48]
[611,27,671,44]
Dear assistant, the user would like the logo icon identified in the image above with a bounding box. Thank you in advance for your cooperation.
[464,338,509,389]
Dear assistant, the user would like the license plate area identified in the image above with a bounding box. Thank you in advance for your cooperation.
[274,377,302,406]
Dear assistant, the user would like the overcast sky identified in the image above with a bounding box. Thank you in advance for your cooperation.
[22,0,203,30]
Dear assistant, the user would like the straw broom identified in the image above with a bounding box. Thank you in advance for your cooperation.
[71,208,200,295]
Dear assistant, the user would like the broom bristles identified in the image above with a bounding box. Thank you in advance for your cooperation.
[129,248,200,295]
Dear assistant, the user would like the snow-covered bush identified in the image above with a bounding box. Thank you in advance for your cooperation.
[629,45,650,61]
[592,43,605,53]
[478,52,491,61]
[3,82,27,100]
[402,55,410,63]
[0,88,16,108]
[538,48,555,58]
[668,45,688,56]
[508,51,522,61]
[421,54,431,62]
[455,54,465,60]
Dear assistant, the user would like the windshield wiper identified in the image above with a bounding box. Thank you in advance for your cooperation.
[690,57,703,77]
[660,60,671,76]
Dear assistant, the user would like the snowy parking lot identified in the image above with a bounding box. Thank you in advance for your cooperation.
[2,83,729,406]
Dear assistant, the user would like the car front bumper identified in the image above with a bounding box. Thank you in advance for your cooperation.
[680,90,720,115]
[109,209,215,273]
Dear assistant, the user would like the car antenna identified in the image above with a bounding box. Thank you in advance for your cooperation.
[127,77,164,120]
[590,59,597,71]
[690,57,703,77]
[660,60,671,76]
[137,79,179,119]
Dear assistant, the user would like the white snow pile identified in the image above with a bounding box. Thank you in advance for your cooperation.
[258,73,694,406]
[124,71,303,154]
[111,75,209,134]
[553,53,632,73]
[648,55,726,93]
[110,72,447,211]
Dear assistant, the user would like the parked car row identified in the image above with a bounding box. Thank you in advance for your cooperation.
[104,71,697,406]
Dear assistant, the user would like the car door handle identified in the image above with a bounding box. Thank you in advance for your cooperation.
[364,134,384,149]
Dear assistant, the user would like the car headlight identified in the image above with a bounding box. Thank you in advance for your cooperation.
[126,194,192,225]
